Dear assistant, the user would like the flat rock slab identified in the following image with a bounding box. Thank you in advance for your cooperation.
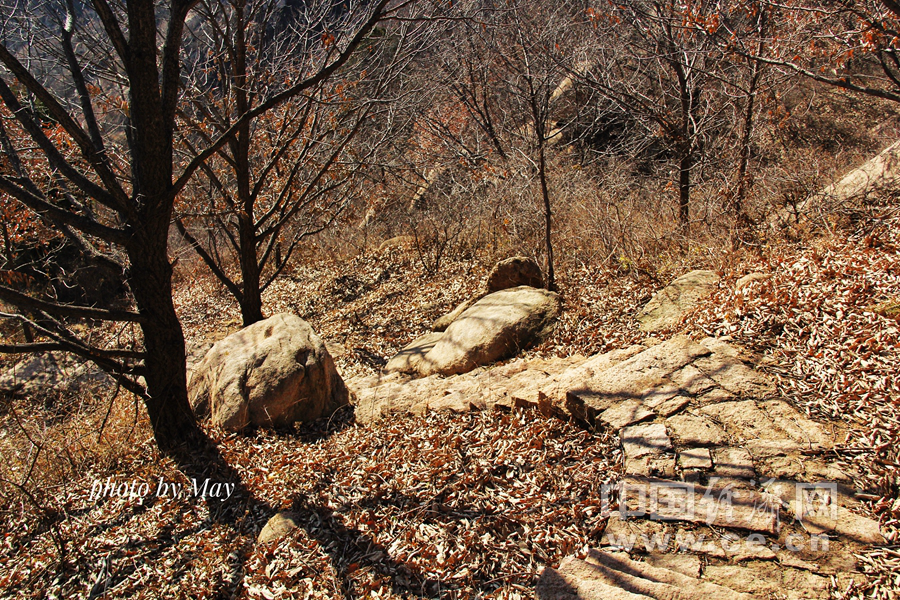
[536,550,755,600]
[349,354,584,424]
[598,399,655,429]
[700,399,836,452]
[712,447,756,480]
[764,480,884,544]
[566,335,775,429]
[625,455,677,478]
[568,336,712,418]
[620,477,780,534]
[666,414,728,446]
[703,562,832,600]
[621,423,672,459]
[637,270,721,332]
[678,448,713,469]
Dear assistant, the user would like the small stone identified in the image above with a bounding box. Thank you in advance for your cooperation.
[735,272,771,291]
[258,511,300,545]
[625,455,677,478]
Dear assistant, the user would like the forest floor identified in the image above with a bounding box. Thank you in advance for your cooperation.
[1,198,899,599]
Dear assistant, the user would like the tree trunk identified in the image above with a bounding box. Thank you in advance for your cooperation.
[679,149,691,230]
[128,234,204,457]
[733,7,766,241]
[233,2,264,328]
[238,212,264,326]
[537,141,555,292]
[125,0,205,458]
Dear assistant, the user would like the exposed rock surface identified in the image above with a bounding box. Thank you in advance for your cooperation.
[637,270,720,332]
[537,550,755,599]
[189,313,349,431]
[432,297,477,332]
[349,332,881,597]
[383,332,443,374]
[486,256,544,292]
[820,139,900,202]
[384,286,560,377]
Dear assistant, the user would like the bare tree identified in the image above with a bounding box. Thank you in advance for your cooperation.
[418,0,585,290]
[0,0,394,457]
[579,0,731,231]
[750,0,900,104]
[174,0,426,326]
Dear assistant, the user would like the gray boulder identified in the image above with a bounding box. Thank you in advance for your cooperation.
[0,352,111,398]
[189,313,349,431]
[486,256,544,293]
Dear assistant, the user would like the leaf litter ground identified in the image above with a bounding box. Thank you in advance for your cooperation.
[2,205,900,598]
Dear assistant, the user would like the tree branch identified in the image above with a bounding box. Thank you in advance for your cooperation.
[0,284,143,323]
[172,0,392,198]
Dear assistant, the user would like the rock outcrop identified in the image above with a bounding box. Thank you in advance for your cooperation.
[385,286,560,378]
[432,298,476,332]
[0,352,111,398]
[189,313,349,431]
[384,332,443,375]
[351,333,883,598]
[636,270,720,332]
[424,286,559,375]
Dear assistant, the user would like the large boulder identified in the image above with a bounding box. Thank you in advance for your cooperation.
[636,270,720,332]
[486,256,544,293]
[189,313,349,431]
[431,297,477,332]
[384,332,443,374]
[415,285,560,376]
